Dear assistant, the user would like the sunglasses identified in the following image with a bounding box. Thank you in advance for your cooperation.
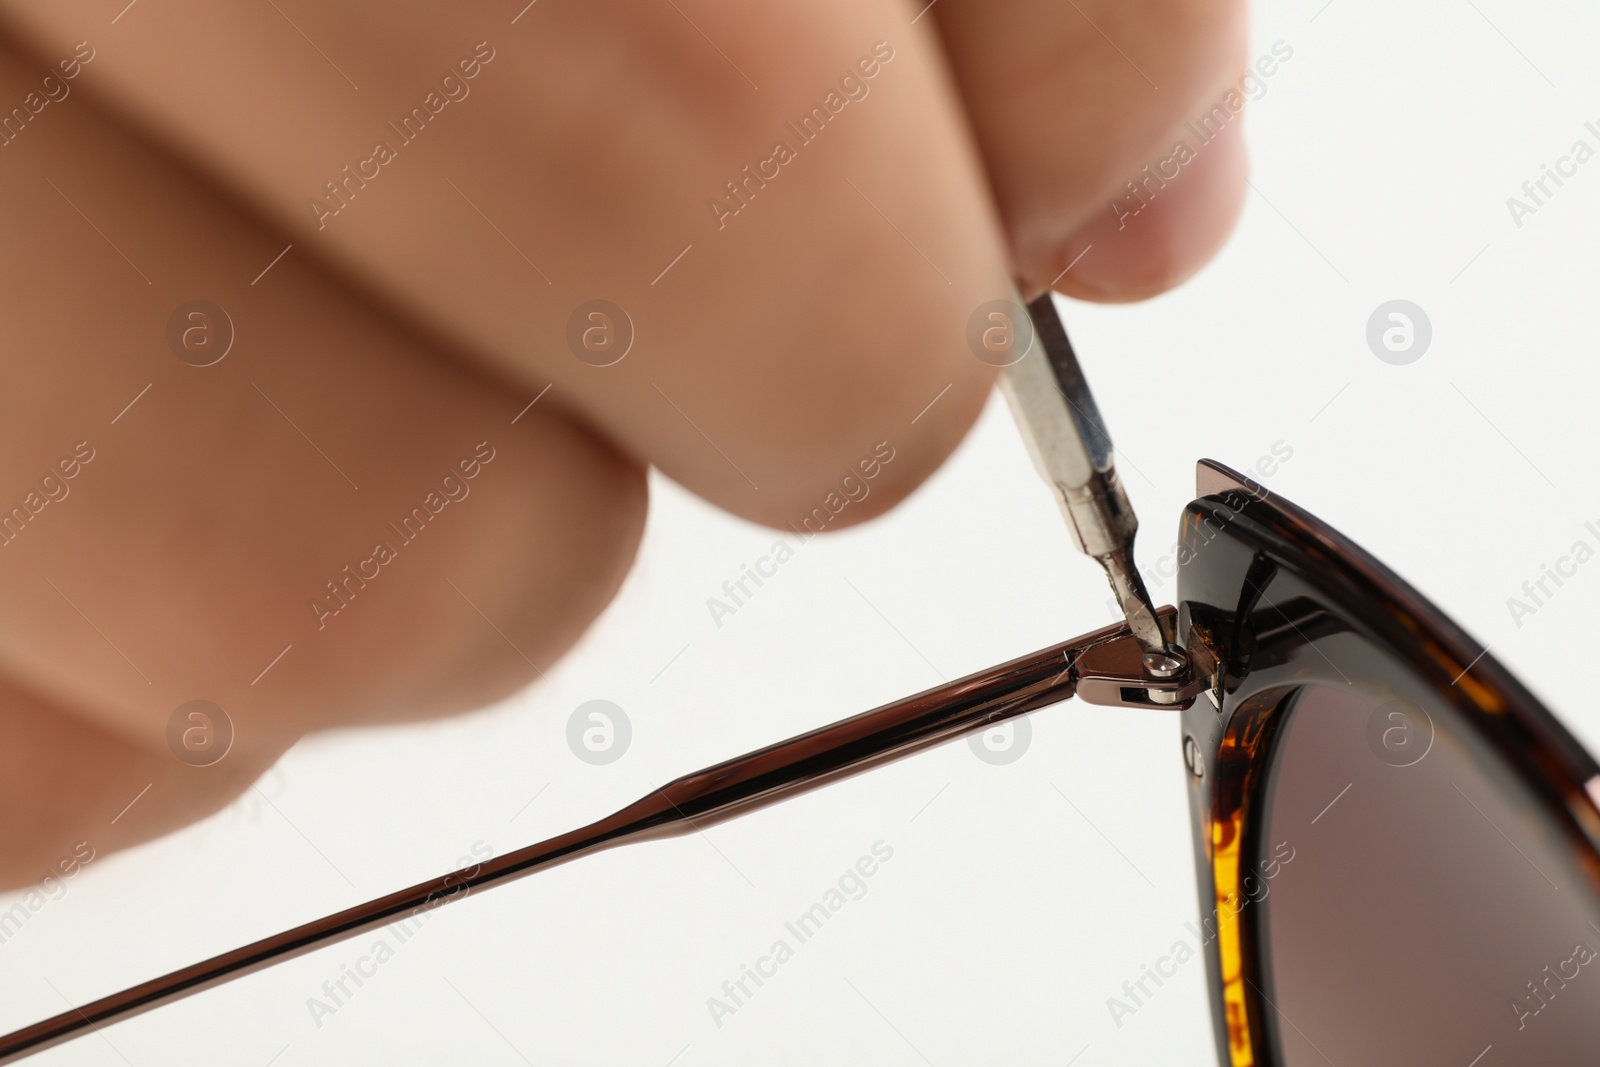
[5,296,1598,1066]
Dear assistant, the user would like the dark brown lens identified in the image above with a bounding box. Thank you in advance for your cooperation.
[1256,684,1600,1065]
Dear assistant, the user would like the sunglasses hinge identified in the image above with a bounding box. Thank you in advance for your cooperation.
[1074,614,1207,710]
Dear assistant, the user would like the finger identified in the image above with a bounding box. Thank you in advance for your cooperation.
[0,674,279,887]
[0,0,1013,528]
[0,35,645,886]
[932,0,1251,300]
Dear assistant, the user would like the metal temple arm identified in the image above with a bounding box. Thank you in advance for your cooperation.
[0,611,1194,1063]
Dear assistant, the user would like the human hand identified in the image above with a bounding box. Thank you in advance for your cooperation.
[0,0,1246,885]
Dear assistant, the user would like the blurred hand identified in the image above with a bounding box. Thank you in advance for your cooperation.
[0,0,1246,886]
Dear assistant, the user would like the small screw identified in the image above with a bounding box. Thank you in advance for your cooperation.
[1143,650,1185,679]
[1183,736,1204,778]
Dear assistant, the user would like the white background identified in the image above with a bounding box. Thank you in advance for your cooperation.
[7,0,1600,1063]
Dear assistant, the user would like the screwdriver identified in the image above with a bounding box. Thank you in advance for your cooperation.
[998,292,1172,658]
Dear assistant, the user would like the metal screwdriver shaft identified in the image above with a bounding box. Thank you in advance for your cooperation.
[999,292,1170,655]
